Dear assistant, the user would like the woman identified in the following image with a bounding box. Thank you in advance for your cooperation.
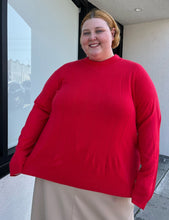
[10,9,161,220]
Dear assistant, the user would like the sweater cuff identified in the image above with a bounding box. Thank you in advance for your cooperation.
[132,197,147,210]
[9,152,26,176]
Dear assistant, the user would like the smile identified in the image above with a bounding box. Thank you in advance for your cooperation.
[89,43,100,48]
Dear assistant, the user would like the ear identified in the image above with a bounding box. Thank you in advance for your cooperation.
[111,28,116,39]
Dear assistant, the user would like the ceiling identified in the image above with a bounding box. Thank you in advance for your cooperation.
[89,0,169,25]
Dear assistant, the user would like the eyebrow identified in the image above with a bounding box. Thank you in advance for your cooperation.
[82,27,105,31]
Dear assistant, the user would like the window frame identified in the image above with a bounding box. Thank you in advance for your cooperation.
[0,0,15,178]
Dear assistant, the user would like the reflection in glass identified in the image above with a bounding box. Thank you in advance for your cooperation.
[8,3,31,148]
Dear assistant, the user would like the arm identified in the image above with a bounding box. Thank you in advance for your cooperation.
[131,64,161,209]
[10,70,62,176]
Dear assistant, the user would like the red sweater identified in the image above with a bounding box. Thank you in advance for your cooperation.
[10,55,161,209]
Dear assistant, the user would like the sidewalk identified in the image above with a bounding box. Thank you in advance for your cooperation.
[134,155,169,220]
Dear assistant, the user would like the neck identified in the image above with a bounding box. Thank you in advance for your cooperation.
[89,52,114,62]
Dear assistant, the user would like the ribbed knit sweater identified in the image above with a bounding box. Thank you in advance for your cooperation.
[10,55,161,209]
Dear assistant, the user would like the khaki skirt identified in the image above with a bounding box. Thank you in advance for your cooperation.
[31,178,134,220]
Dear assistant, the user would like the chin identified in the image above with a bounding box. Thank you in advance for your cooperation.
[88,53,102,60]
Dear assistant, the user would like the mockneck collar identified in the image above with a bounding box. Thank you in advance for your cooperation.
[82,54,121,65]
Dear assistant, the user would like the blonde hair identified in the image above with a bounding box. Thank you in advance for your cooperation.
[81,9,120,49]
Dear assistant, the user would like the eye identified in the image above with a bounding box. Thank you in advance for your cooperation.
[96,29,104,34]
[83,32,90,36]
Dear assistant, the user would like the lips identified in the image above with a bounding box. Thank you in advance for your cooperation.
[89,43,100,48]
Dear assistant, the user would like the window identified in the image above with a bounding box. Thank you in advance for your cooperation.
[8,2,32,149]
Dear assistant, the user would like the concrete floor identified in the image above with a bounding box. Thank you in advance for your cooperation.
[0,174,34,220]
[134,155,169,220]
[0,155,169,220]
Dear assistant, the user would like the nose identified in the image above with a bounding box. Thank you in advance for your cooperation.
[89,32,96,40]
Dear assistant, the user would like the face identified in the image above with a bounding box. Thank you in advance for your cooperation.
[80,18,115,61]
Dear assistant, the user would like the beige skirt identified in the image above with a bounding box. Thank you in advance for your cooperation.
[31,178,134,220]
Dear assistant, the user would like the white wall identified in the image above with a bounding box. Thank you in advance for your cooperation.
[31,0,79,98]
[123,19,169,156]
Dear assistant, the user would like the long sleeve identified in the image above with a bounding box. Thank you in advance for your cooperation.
[10,70,62,176]
[131,64,161,209]
[8,56,162,208]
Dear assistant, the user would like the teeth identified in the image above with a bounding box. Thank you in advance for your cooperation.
[90,43,99,48]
